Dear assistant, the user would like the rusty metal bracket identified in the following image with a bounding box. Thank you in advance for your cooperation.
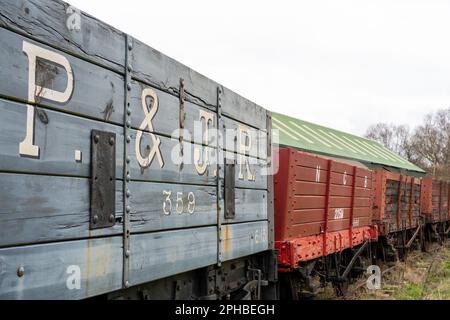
[90,130,116,229]
[224,159,236,219]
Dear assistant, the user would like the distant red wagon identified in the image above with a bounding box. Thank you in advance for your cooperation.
[421,178,450,224]
[274,147,377,271]
[420,178,450,244]
[372,170,423,235]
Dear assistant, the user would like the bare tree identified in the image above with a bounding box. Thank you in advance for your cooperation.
[409,108,450,180]
[365,123,411,159]
[365,107,450,180]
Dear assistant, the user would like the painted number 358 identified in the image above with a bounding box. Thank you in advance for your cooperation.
[162,191,195,215]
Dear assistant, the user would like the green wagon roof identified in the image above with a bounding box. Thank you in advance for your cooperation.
[272,112,425,174]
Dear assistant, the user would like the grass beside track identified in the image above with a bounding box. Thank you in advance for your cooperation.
[342,240,450,300]
[315,240,450,300]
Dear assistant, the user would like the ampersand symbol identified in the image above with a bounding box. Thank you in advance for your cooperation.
[135,88,164,168]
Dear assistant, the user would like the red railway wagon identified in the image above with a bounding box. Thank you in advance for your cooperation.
[371,170,424,258]
[275,148,376,268]
[372,170,423,234]
[274,147,377,297]
[421,178,450,223]
[420,178,450,243]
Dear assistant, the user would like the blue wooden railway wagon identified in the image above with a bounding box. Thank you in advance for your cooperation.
[0,0,277,299]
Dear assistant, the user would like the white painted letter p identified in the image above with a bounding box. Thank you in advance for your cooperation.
[20,41,73,157]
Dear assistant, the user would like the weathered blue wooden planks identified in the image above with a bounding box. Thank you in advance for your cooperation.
[221,87,268,131]
[0,0,126,72]
[0,0,268,129]
[0,99,124,177]
[0,98,267,192]
[131,38,268,130]
[129,227,218,286]
[130,182,217,233]
[222,189,268,224]
[221,221,269,262]
[0,27,269,153]
[222,116,268,160]
[0,27,125,124]
[131,38,218,110]
[0,171,264,246]
[0,236,123,299]
[0,173,124,246]
[129,183,268,233]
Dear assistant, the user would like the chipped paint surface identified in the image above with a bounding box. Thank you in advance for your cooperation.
[276,226,377,268]
[0,237,123,299]
[221,222,269,262]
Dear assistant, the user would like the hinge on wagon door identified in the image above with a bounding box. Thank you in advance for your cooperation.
[224,159,236,219]
[90,130,116,229]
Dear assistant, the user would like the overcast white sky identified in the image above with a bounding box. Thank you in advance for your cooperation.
[68,0,450,136]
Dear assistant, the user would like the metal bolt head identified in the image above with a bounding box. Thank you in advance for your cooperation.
[126,156,131,164]
[109,137,115,146]
[126,120,131,128]
[128,41,133,50]
[126,189,131,198]
[125,281,130,288]
[127,108,131,116]
[127,83,131,91]
[126,206,131,213]
[126,136,131,143]
[17,266,25,277]
[127,64,133,72]
[94,135,100,143]
[125,250,130,257]
[109,214,115,223]
[93,215,99,224]
[126,174,131,182]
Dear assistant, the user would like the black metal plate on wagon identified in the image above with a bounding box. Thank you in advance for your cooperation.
[224,159,236,219]
[90,130,116,229]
